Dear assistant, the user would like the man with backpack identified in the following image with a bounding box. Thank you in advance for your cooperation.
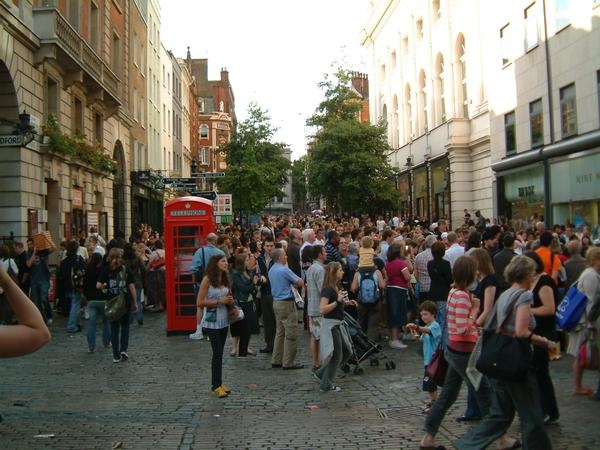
[57,240,87,333]
[189,233,225,340]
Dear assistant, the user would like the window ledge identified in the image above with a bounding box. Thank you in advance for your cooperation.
[556,23,571,34]
[525,43,539,54]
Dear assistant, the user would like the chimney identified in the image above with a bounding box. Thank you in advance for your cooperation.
[220,67,229,83]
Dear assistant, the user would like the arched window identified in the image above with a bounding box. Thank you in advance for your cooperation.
[392,95,399,147]
[200,124,208,139]
[382,103,388,142]
[404,84,413,142]
[418,70,428,134]
[456,34,468,118]
[435,53,446,124]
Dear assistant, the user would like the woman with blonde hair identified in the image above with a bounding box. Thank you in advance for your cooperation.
[567,246,600,396]
[97,248,137,363]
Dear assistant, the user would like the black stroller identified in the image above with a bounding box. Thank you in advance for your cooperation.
[341,311,396,375]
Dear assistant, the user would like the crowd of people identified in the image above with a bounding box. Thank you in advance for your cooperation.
[1,210,599,448]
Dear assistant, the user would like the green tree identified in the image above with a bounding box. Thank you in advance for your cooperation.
[217,103,291,219]
[291,155,308,212]
[307,69,398,215]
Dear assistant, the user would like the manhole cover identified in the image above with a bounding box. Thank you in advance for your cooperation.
[377,405,422,419]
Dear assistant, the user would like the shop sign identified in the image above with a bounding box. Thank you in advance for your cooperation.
[87,212,99,230]
[503,167,544,203]
[0,135,21,146]
[551,152,600,203]
[213,194,232,215]
[72,189,83,208]
[170,209,207,217]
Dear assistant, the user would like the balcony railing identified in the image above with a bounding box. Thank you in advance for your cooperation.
[33,7,121,106]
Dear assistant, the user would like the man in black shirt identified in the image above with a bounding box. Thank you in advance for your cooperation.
[493,233,517,296]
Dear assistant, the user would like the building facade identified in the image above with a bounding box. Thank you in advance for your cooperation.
[188,59,235,191]
[160,41,172,173]
[0,0,134,245]
[362,0,493,227]
[488,0,600,232]
[169,50,182,177]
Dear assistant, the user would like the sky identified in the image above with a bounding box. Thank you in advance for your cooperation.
[161,0,369,161]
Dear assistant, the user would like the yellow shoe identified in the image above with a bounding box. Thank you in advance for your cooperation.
[212,386,228,398]
[220,384,231,394]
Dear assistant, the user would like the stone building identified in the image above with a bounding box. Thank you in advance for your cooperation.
[488,0,600,231]
[169,49,182,176]
[0,0,134,244]
[362,0,493,226]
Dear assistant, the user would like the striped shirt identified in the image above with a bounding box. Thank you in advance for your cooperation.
[414,248,433,292]
[447,288,479,344]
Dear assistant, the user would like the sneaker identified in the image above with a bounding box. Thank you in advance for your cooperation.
[212,386,228,398]
[403,332,416,341]
[389,340,408,349]
[189,330,204,340]
[113,358,121,363]
[120,352,129,361]
[320,385,342,393]
[544,415,559,426]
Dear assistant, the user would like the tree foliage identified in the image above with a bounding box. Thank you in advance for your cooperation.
[307,69,398,215]
[291,155,308,212]
[217,103,291,216]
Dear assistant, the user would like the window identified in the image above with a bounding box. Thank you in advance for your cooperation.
[200,124,208,139]
[529,99,543,147]
[46,78,58,118]
[112,31,121,77]
[94,112,103,143]
[149,68,152,98]
[418,70,428,134]
[391,51,397,70]
[168,110,171,134]
[163,104,166,130]
[416,18,424,40]
[140,97,145,127]
[133,35,138,66]
[204,148,210,165]
[73,97,83,133]
[162,65,166,86]
[524,3,539,50]
[402,36,409,56]
[404,84,413,141]
[133,89,138,121]
[456,34,468,118]
[167,73,170,93]
[432,0,441,19]
[505,111,516,154]
[380,64,386,81]
[133,140,138,170]
[500,23,511,65]
[435,54,446,124]
[597,71,600,121]
[140,45,145,73]
[392,95,399,147]
[556,0,571,30]
[90,1,99,52]
[560,83,577,138]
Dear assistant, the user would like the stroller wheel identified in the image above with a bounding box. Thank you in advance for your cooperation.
[353,367,364,375]
[341,364,350,374]
[389,361,396,370]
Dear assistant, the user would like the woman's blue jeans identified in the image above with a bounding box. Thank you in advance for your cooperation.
[130,289,143,323]
[66,291,81,332]
[87,300,110,350]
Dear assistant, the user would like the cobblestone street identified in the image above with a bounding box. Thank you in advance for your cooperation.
[1,313,599,450]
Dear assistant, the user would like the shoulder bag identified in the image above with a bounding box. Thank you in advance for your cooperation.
[425,345,448,386]
[475,288,532,382]
[104,268,128,322]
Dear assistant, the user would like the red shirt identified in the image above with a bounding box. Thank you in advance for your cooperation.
[385,258,409,288]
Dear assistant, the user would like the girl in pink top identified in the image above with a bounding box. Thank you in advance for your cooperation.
[385,243,413,349]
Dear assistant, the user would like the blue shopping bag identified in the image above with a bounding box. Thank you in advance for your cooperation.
[556,283,588,331]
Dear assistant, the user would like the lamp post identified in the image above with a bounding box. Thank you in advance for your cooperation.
[406,156,414,220]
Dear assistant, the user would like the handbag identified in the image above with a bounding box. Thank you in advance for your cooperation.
[476,289,532,381]
[577,328,599,370]
[556,282,588,331]
[228,305,245,324]
[104,268,128,321]
[425,346,448,386]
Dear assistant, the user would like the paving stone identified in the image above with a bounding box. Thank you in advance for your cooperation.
[1,313,599,449]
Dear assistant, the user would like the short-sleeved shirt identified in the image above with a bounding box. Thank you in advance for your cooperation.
[321,286,343,320]
[306,261,325,316]
[268,262,301,301]
[535,246,561,278]
[385,258,409,288]
[98,265,135,300]
[422,321,442,366]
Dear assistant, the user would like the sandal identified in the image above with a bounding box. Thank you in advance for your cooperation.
[574,388,594,396]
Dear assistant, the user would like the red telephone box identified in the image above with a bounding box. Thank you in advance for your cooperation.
[164,197,215,334]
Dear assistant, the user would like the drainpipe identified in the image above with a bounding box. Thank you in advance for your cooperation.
[542,0,554,225]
